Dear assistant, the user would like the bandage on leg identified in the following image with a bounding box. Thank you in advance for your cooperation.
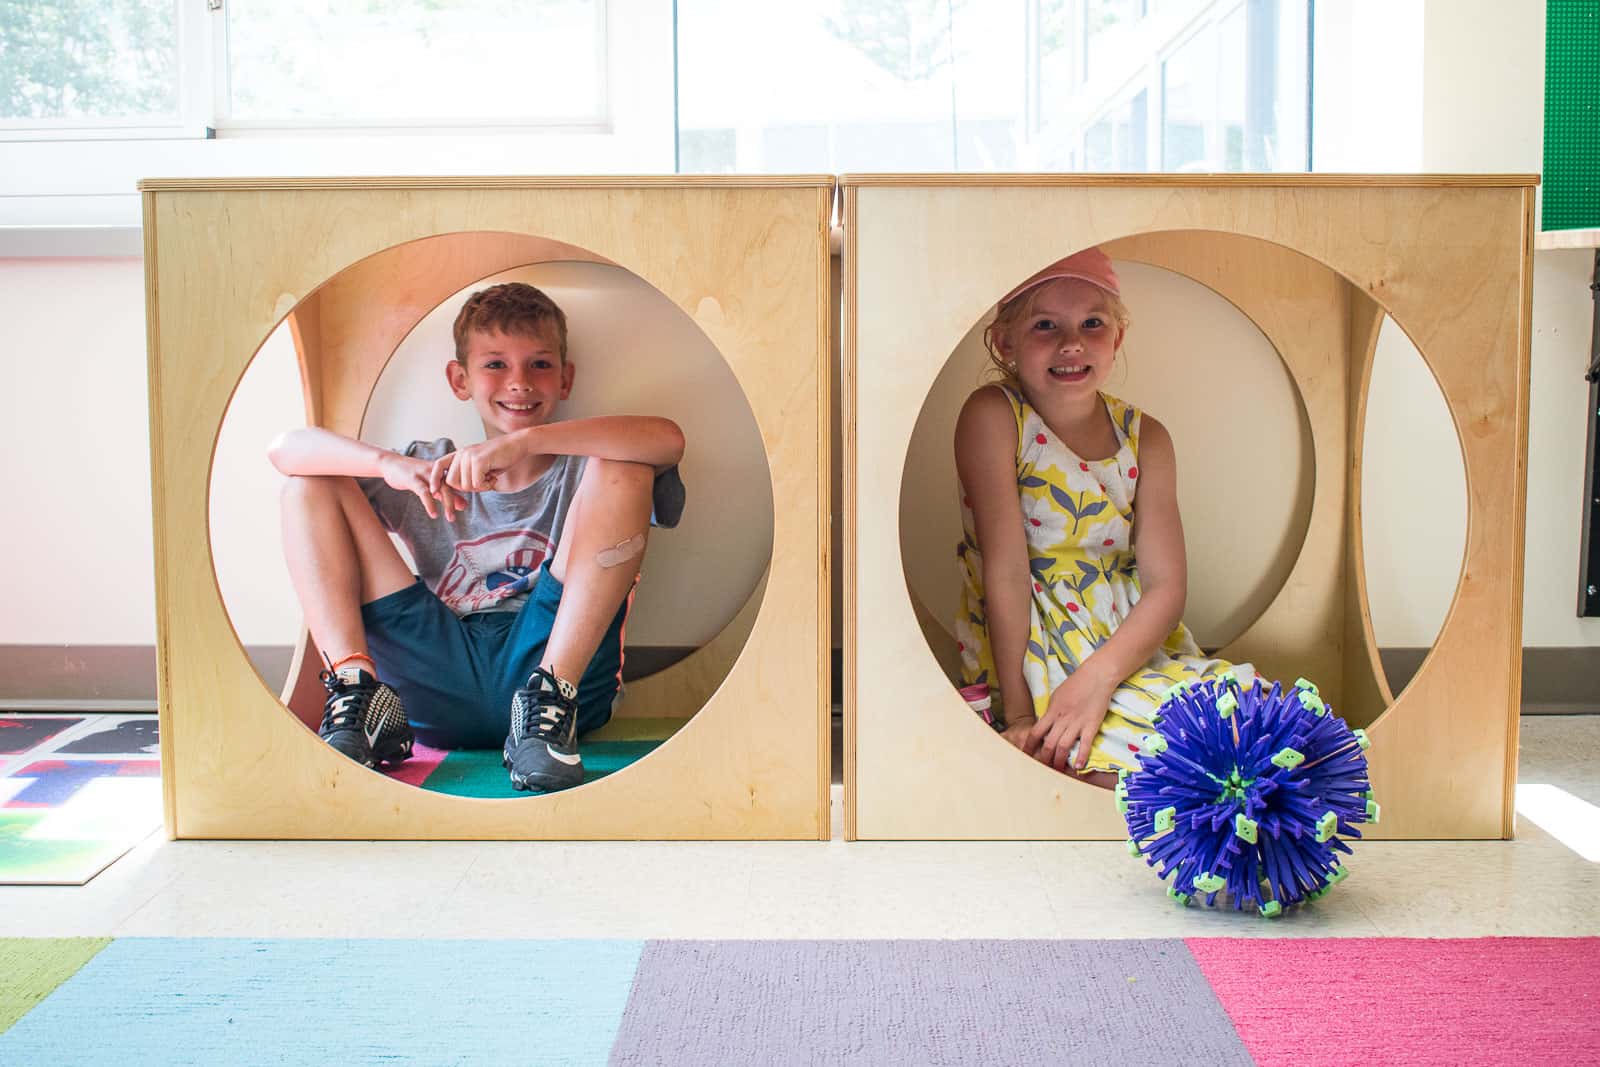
[596,532,647,568]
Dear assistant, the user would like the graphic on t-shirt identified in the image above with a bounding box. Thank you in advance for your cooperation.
[434,528,555,614]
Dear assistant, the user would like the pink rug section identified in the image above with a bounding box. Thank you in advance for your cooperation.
[380,742,448,787]
[1187,937,1600,1067]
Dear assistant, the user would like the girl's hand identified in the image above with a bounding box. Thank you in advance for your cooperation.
[439,434,528,493]
[379,452,466,521]
[1000,718,1035,752]
[1026,670,1115,773]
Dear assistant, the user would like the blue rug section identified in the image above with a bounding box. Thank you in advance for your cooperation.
[611,939,1252,1066]
[0,938,643,1066]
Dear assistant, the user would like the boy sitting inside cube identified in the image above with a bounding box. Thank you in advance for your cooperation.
[269,282,685,793]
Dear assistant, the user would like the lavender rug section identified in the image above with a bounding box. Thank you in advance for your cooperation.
[610,939,1250,1066]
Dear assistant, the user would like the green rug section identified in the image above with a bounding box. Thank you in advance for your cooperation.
[0,938,110,1034]
[421,718,687,798]
[1544,0,1599,230]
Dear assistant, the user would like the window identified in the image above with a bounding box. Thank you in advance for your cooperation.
[1,0,1309,234]
[677,0,1308,174]
[222,0,606,128]
[1162,2,1304,171]
[676,0,1028,173]
[0,0,180,129]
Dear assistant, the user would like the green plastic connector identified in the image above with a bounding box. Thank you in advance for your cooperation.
[1168,888,1192,907]
[1141,733,1169,756]
[1271,747,1305,770]
[1315,810,1339,842]
[1293,677,1319,696]
[1327,865,1349,886]
[1234,814,1258,844]
[1154,806,1176,833]
[1193,872,1226,893]
[1162,679,1198,706]
[1353,729,1371,751]
[1307,886,1330,902]
[1216,692,1238,719]
[1297,689,1327,717]
[1219,669,1239,688]
[1126,838,1142,857]
[1365,798,1381,824]
[1259,900,1283,919]
[1116,795,1128,815]
[1364,787,1375,801]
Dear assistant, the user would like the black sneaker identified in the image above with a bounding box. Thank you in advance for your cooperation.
[318,665,414,768]
[503,667,583,792]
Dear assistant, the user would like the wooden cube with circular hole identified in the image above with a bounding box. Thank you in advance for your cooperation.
[841,174,1536,841]
[142,176,833,840]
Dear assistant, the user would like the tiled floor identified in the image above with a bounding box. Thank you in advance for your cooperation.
[2,716,1595,940]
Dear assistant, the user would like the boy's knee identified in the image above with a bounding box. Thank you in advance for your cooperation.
[280,473,354,510]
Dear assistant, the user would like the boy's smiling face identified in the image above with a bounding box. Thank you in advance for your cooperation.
[447,324,575,439]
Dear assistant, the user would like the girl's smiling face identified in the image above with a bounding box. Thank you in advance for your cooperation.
[998,277,1125,401]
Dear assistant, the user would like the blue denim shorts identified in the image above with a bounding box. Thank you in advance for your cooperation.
[360,560,626,749]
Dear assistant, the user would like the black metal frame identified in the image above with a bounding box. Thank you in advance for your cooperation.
[1580,250,1600,617]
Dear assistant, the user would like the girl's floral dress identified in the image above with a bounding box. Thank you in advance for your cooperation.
[956,384,1254,773]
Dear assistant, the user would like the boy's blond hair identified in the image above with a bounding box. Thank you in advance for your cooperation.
[452,282,569,362]
[981,284,1132,387]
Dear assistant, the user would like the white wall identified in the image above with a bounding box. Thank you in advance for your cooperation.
[0,258,155,643]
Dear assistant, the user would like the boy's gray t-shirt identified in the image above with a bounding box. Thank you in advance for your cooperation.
[359,437,684,618]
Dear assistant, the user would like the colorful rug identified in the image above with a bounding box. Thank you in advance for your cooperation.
[381,717,686,798]
[1,937,1595,1064]
[0,715,162,885]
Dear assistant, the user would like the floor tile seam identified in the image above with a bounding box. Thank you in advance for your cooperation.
[1022,841,1071,937]
[104,833,216,937]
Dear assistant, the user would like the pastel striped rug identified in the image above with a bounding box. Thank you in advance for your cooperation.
[3,937,1596,1065]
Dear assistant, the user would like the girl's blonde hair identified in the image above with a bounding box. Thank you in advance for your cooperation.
[981,282,1132,386]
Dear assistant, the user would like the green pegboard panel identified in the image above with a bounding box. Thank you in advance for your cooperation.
[1544,1,1600,231]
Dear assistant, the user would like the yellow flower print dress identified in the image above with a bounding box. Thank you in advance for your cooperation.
[955,385,1254,774]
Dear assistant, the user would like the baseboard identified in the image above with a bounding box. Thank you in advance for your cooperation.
[1379,647,1596,714]
[0,644,1591,714]
[0,643,698,711]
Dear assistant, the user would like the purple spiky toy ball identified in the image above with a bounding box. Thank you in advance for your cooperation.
[1117,674,1375,917]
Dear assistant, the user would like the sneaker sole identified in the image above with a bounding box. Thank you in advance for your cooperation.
[501,751,583,793]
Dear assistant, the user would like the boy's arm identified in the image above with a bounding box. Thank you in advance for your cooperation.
[440,415,686,494]
[522,416,686,471]
[267,427,392,478]
[268,427,465,521]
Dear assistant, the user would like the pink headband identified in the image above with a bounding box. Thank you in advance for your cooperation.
[1000,247,1121,307]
